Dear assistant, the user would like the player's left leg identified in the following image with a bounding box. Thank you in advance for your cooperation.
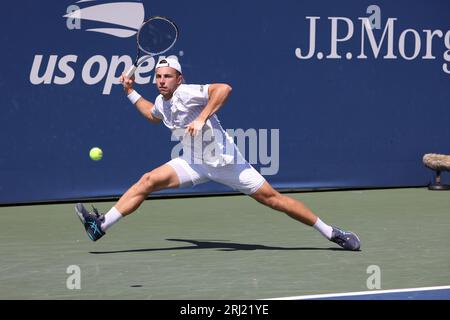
[250,182,360,251]
[210,160,360,251]
[250,181,317,226]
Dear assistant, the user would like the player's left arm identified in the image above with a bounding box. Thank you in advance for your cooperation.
[185,83,232,136]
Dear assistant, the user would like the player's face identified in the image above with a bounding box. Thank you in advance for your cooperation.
[155,67,182,99]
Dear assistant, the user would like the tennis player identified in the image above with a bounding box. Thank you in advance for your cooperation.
[75,57,360,251]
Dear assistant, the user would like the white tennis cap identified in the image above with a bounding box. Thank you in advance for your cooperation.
[155,56,182,74]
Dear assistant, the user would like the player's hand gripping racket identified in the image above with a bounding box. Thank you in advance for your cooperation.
[124,16,179,78]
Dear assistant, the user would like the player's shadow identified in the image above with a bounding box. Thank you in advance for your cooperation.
[89,238,346,254]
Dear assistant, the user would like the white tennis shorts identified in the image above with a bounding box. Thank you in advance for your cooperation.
[166,157,266,195]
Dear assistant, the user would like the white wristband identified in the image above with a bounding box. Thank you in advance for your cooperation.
[127,90,142,104]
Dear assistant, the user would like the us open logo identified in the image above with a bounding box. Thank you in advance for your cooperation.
[29,0,177,95]
[63,0,145,38]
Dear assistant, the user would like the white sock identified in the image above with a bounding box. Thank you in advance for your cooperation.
[101,207,123,232]
[313,218,333,240]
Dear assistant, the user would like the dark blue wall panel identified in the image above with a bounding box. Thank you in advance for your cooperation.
[1,0,449,204]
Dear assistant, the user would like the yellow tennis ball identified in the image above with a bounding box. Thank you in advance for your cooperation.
[89,147,103,161]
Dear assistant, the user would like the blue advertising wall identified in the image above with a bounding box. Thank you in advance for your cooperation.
[1,0,449,204]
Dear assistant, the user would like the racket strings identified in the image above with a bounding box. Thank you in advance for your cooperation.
[137,17,178,55]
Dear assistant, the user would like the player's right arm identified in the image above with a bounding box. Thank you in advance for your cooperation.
[120,74,162,124]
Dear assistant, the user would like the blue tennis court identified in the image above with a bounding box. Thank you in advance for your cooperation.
[269,285,450,300]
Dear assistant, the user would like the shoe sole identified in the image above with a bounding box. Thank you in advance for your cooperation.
[75,203,87,224]
[74,203,96,241]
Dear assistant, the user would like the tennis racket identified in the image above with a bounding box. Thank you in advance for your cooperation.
[124,16,179,78]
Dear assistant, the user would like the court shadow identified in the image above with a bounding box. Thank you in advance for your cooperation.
[90,238,345,254]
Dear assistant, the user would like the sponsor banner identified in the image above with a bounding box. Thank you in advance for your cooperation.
[0,0,449,204]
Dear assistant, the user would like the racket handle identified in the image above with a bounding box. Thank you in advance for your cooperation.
[124,65,137,78]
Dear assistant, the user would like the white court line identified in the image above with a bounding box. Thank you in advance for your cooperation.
[264,285,450,300]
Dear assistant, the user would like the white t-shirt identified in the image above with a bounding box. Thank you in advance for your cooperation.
[151,84,242,167]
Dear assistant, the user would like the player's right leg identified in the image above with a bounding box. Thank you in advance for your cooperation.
[75,163,181,241]
[115,163,181,216]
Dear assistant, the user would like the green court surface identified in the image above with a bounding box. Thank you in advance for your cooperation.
[0,188,449,300]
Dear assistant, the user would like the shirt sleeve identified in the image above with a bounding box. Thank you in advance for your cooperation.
[151,101,163,119]
[185,84,210,105]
